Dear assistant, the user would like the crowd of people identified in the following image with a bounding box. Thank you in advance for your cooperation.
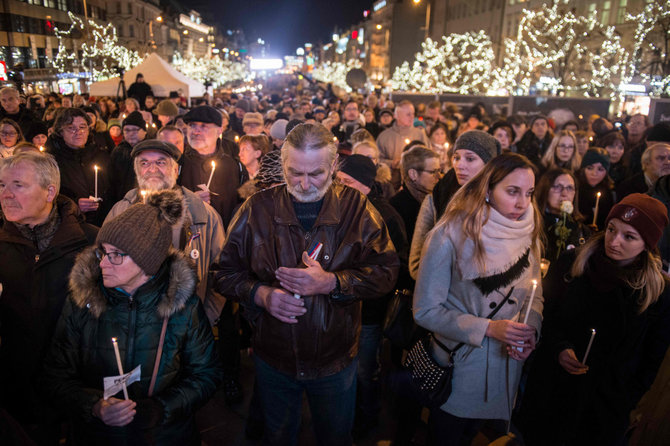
[1,78,670,446]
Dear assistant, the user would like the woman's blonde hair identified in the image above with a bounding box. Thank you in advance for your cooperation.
[542,130,580,172]
[440,152,544,272]
[571,231,666,313]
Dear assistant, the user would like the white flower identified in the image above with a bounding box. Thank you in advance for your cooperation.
[560,200,574,215]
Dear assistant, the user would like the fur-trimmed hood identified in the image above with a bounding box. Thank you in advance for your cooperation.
[68,245,196,318]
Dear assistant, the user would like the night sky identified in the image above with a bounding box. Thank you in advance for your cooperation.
[187,0,375,57]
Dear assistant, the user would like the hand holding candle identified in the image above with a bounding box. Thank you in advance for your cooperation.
[111,337,129,400]
[592,192,601,227]
[206,160,216,190]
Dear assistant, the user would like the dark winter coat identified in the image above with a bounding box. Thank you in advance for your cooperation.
[213,183,399,379]
[42,248,222,446]
[0,104,39,136]
[650,175,670,268]
[616,171,650,202]
[109,140,138,205]
[541,210,591,263]
[519,248,670,446]
[390,186,421,242]
[516,130,554,168]
[46,134,113,226]
[0,196,98,424]
[178,142,247,227]
[577,180,614,230]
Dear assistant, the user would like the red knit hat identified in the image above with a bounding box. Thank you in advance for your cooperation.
[606,193,669,248]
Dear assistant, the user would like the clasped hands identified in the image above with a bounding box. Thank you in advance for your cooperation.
[254,252,336,324]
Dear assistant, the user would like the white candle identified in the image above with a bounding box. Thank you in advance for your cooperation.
[94,165,99,200]
[582,328,596,364]
[140,190,147,204]
[294,244,324,300]
[111,337,129,400]
[592,192,601,226]
[522,279,538,325]
[206,161,216,190]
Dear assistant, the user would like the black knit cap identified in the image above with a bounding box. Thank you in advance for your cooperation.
[339,154,376,189]
[25,121,48,141]
[183,105,222,127]
[123,111,146,129]
[97,190,184,275]
[580,148,611,172]
[131,139,182,161]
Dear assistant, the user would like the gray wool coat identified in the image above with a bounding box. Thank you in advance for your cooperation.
[413,208,543,420]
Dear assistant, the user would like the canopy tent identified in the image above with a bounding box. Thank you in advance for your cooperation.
[89,53,205,100]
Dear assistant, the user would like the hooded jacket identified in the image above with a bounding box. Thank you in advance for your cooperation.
[213,183,399,379]
[42,248,221,445]
[0,196,98,424]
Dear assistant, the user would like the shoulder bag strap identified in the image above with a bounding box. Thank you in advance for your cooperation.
[148,316,169,397]
[432,286,516,355]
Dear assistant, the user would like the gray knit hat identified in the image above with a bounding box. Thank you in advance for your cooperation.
[97,190,184,275]
[453,130,500,163]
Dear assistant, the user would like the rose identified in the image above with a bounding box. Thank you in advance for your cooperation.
[560,200,574,215]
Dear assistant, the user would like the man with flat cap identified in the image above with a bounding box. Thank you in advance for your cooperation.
[179,105,247,227]
[105,139,226,326]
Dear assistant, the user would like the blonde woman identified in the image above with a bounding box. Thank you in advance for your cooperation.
[413,152,543,445]
[540,130,581,174]
[520,193,670,446]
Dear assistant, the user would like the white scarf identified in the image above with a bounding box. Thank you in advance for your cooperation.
[453,205,534,281]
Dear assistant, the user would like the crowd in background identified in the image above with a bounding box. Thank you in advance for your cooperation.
[1,74,670,446]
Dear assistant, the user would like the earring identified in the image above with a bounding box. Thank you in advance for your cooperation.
[485,196,490,203]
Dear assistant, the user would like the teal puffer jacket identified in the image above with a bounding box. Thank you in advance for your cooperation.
[42,247,222,445]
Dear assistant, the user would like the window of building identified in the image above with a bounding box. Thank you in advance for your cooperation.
[617,0,627,23]
[45,0,55,8]
[128,2,132,14]
[601,0,611,24]
[118,25,123,37]
[117,2,121,14]
[129,24,134,37]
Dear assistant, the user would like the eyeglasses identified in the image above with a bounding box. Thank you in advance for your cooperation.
[95,247,129,265]
[557,144,575,149]
[64,125,89,134]
[419,168,441,176]
[138,159,169,169]
[550,184,575,193]
[0,131,17,137]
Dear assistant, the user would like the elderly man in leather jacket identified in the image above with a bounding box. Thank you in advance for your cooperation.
[214,123,399,446]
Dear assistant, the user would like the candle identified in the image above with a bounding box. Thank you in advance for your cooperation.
[234,135,239,143]
[333,136,338,142]
[39,146,45,152]
[522,279,538,324]
[206,161,216,190]
[404,138,410,145]
[111,337,129,400]
[540,258,550,278]
[140,190,147,204]
[582,328,596,364]
[294,243,324,300]
[94,165,99,200]
[592,192,601,226]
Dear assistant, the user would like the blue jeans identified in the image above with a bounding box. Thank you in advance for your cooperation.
[254,355,358,446]
[357,324,383,421]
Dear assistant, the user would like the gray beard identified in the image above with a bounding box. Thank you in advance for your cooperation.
[287,176,333,203]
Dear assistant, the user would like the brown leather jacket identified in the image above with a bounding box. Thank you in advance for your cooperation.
[214,183,399,379]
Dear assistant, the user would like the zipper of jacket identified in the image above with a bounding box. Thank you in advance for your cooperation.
[125,295,137,386]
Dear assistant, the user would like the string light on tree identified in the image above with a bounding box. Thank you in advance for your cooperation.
[627,1,670,97]
[311,59,363,92]
[53,12,142,81]
[171,52,254,88]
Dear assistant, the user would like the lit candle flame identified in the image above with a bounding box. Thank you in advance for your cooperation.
[39,146,45,152]
[532,279,537,286]
[234,135,240,142]
[597,192,601,198]
[111,337,117,343]
[94,165,99,172]
[404,138,410,145]
[211,160,216,168]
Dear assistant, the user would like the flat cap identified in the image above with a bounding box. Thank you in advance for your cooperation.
[183,105,223,127]
[131,139,181,160]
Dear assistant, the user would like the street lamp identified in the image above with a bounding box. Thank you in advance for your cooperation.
[413,0,431,40]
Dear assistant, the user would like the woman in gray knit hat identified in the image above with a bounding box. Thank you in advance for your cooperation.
[42,189,222,446]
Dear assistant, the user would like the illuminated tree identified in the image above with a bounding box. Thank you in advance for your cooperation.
[390,31,498,94]
[171,52,253,87]
[628,1,670,96]
[311,59,362,92]
[53,12,142,81]
[506,3,629,98]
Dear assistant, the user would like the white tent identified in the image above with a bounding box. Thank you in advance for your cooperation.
[89,53,205,99]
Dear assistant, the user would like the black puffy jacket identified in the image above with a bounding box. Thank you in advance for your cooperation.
[42,248,222,446]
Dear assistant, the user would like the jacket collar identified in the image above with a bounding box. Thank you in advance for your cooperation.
[272,183,341,227]
[69,246,196,319]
